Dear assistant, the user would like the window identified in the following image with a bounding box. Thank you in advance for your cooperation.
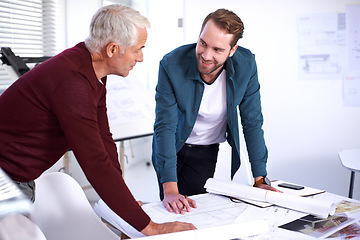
[0,0,58,93]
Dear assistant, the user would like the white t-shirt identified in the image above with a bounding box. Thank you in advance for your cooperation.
[186,70,227,145]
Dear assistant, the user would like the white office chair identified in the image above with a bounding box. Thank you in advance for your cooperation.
[339,148,360,198]
[31,172,119,240]
[0,214,46,240]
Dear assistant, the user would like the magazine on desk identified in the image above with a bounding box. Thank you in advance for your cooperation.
[279,199,360,239]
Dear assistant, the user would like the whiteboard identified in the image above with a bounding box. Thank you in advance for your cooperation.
[106,73,155,141]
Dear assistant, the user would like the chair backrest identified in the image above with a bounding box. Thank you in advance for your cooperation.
[31,172,119,240]
[338,148,360,172]
[0,214,46,240]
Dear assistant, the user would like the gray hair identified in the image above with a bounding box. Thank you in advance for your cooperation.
[85,4,150,53]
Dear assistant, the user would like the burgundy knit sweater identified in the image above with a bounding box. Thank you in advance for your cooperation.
[0,42,150,231]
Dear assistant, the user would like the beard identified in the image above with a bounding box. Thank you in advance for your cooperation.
[196,54,228,80]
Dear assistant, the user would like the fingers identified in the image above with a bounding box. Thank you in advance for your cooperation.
[163,197,183,214]
[141,220,196,236]
[162,194,197,214]
[158,221,197,234]
[164,202,174,213]
[185,197,197,209]
[255,184,283,193]
[173,221,197,231]
[270,186,283,193]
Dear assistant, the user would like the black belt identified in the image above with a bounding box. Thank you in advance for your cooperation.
[184,143,219,149]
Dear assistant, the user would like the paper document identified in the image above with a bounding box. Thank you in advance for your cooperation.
[94,193,269,239]
[131,220,269,240]
[205,178,336,218]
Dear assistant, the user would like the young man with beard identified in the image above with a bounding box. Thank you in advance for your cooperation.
[152,8,279,214]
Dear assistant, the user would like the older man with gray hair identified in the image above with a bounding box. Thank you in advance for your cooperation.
[0,4,195,236]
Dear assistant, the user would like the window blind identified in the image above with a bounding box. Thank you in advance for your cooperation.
[0,0,57,93]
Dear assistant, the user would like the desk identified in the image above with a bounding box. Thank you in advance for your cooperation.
[112,133,153,177]
[94,189,360,239]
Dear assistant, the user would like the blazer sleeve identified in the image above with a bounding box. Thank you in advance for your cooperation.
[152,60,179,183]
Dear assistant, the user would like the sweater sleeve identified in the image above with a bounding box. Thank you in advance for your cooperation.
[51,76,150,231]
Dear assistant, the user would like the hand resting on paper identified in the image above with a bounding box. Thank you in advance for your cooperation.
[255,183,282,192]
[162,182,197,214]
[141,220,196,236]
[253,176,282,193]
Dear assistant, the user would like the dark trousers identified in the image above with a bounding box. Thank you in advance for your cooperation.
[159,143,219,200]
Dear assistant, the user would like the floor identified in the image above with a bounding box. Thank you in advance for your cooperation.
[84,160,160,207]
[123,161,160,203]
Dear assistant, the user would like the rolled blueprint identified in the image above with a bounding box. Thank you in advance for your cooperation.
[205,178,336,218]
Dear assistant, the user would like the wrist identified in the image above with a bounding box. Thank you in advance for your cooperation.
[140,220,158,236]
[253,176,271,187]
[162,181,179,195]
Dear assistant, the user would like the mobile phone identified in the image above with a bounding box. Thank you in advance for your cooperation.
[278,183,304,190]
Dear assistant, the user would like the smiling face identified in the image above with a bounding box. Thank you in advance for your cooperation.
[110,27,148,77]
[195,20,237,83]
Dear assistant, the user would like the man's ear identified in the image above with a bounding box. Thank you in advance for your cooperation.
[229,45,238,58]
[106,42,119,58]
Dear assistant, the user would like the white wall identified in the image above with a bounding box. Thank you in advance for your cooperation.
[183,0,360,200]
[65,0,102,48]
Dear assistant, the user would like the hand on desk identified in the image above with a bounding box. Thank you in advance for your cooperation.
[255,183,282,193]
[162,182,197,214]
[163,192,197,214]
[141,220,196,236]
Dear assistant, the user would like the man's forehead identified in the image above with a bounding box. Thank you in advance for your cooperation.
[199,21,233,49]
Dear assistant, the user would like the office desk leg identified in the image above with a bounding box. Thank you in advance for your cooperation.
[63,152,70,174]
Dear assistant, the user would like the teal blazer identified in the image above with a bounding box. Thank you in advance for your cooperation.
[152,43,268,183]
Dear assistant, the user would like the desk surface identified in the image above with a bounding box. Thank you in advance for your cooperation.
[95,189,360,239]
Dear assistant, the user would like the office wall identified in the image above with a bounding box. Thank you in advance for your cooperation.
[182,0,360,199]
[65,0,102,47]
